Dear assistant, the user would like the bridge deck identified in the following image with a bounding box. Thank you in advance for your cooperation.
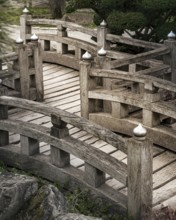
[8,63,176,211]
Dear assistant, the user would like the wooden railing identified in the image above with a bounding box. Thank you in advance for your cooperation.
[0,40,43,101]
[80,58,176,153]
[0,94,153,219]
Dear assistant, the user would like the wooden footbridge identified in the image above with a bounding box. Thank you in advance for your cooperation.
[0,10,176,219]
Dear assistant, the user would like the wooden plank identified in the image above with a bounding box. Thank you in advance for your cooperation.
[153,151,176,173]
[153,161,176,189]
[153,178,176,206]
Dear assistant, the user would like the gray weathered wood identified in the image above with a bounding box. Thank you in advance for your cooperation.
[0,119,127,184]
[20,135,39,155]
[33,42,44,101]
[85,162,105,187]
[50,114,70,168]
[20,14,32,43]
[128,135,153,220]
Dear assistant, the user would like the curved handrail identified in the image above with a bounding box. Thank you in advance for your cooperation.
[27,19,97,38]
[0,96,126,151]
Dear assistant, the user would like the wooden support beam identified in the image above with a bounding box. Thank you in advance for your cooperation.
[0,86,8,146]
[57,24,68,54]
[50,114,70,168]
[85,162,105,188]
[128,125,153,220]
[20,135,39,156]
[80,60,96,119]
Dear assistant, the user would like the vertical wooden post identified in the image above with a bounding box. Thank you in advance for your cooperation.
[112,102,128,119]
[85,163,105,187]
[80,52,96,119]
[21,135,39,155]
[143,82,160,127]
[20,10,32,44]
[164,31,176,83]
[50,114,70,168]
[97,20,109,50]
[128,124,153,220]
[15,42,30,99]
[57,24,68,54]
[0,85,9,146]
[32,40,44,101]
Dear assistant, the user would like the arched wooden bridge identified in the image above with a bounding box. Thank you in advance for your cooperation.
[0,11,176,219]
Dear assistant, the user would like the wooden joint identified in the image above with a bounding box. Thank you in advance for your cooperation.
[51,114,67,128]
[50,126,69,139]
[85,162,105,188]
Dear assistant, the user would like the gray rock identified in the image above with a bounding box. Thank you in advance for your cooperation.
[0,171,38,220]
[56,213,102,220]
[15,184,67,220]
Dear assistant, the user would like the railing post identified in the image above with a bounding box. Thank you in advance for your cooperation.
[20,8,32,44]
[164,31,176,83]
[20,135,39,156]
[30,34,44,101]
[85,163,105,187]
[143,82,160,127]
[57,24,68,54]
[97,20,109,50]
[50,114,70,167]
[14,37,30,99]
[128,124,153,220]
[0,81,9,146]
[80,52,96,119]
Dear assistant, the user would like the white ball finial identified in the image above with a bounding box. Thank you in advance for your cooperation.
[31,33,39,41]
[82,51,92,60]
[16,37,24,44]
[100,20,107,27]
[133,123,147,140]
[98,47,107,56]
[23,8,29,14]
[168,31,176,40]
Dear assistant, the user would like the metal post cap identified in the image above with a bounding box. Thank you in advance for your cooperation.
[82,51,92,60]
[23,8,29,14]
[16,37,24,44]
[31,33,39,41]
[100,20,107,27]
[133,123,147,139]
[98,48,107,56]
[168,31,176,40]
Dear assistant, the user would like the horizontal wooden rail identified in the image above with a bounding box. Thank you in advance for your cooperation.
[106,34,162,49]
[0,96,126,151]
[110,46,170,68]
[0,118,127,184]
[38,34,97,55]
[0,52,18,61]
[27,19,97,37]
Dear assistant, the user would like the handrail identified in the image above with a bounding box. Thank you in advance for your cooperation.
[0,52,18,61]
[0,118,127,184]
[27,19,97,37]
[0,96,126,151]
[106,34,162,49]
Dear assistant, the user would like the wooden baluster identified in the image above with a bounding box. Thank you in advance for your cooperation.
[97,20,109,50]
[0,85,8,146]
[85,163,105,188]
[128,124,153,220]
[32,40,44,102]
[20,135,39,156]
[80,52,96,119]
[20,9,32,44]
[50,114,70,168]
[112,102,128,119]
[75,48,85,61]
[57,24,68,54]
[164,31,176,83]
[143,82,160,127]
[43,40,50,51]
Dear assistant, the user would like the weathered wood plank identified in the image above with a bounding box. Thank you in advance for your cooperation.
[0,119,127,184]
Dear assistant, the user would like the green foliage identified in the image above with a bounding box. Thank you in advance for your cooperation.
[66,0,176,42]
[65,187,128,220]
